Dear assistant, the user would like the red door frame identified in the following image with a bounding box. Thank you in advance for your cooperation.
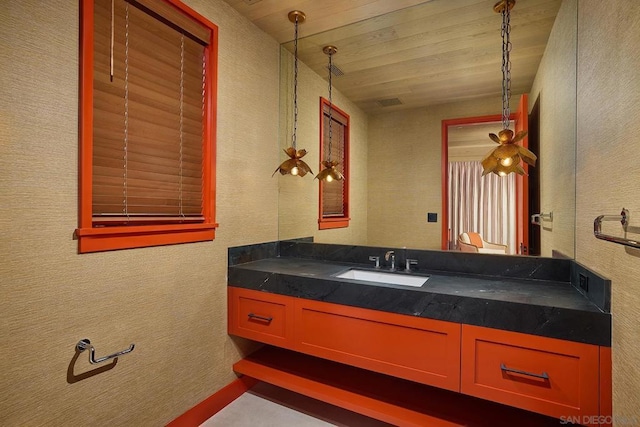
[514,94,529,255]
[441,100,528,252]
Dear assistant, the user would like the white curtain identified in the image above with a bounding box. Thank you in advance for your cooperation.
[448,161,516,254]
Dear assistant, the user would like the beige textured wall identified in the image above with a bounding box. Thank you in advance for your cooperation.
[529,0,577,258]
[278,48,368,245]
[575,0,640,422]
[367,97,503,250]
[0,1,279,425]
[3,0,638,424]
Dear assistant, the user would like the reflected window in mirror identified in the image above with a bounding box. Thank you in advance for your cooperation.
[318,97,350,229]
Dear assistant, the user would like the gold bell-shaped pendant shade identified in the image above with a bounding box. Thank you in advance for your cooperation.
[273,147,313,177]
[482,129,536,176]
[315,160,344,182]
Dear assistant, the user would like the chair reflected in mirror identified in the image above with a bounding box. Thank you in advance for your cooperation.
[458,232,507,254]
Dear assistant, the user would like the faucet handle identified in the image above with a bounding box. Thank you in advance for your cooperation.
[405,259,418,271]
[368,256,380,269]
[384,251,396,271]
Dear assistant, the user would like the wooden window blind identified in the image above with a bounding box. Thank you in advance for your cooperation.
[93,0,206,224]
[77,0,218,252]
[319,98,350,229]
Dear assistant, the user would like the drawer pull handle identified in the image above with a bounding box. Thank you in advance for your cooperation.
[500,364,549,380]
[248,313,273,322]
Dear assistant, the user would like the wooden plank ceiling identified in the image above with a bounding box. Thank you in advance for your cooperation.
[222,0,563,114]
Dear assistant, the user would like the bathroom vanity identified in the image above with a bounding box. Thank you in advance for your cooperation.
[228,241,611,427]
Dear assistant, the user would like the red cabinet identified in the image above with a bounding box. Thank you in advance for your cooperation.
[228,286,611,425]
[228,287,460,391]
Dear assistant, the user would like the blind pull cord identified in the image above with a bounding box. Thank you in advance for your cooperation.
[179,34,185,218]
[110,0,114,81]
[122,1,130,219]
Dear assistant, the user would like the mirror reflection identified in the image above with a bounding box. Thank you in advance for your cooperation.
[447,120,518,255]
[277,0,577,258]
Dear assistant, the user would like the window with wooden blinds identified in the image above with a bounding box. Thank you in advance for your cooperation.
[319,98,350,230]
[76,0,218,253]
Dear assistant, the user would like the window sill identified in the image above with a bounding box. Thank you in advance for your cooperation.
[318,218,350,230]
[75,223,218,253]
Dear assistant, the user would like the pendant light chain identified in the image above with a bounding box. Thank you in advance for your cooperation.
[501,3,512,130]
[274,11,312,178]
[123,2,130,218]
[110,0,115,81]
[179,34,185,217]
[291,15,299,150]
[327,51,333,162]
[482,0,536,177]
[201,45,206,210]
[317,45,342,182]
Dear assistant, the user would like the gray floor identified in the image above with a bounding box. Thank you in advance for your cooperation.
[201,382,392,427]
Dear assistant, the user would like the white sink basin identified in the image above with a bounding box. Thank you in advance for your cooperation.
[334,269,429,287]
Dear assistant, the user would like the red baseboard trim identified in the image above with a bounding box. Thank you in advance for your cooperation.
[167,376,258,427]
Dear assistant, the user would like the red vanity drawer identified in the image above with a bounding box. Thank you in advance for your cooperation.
[228,287,294,348]
[461,324,599,421]
[294,298,461,391]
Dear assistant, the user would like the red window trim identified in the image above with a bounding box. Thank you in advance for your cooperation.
[318,97,350,230]
[76,0,219,253]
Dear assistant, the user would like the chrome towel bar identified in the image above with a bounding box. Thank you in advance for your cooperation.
[76,339,135,364]
[531,212,553,225]
[594,208,640,249]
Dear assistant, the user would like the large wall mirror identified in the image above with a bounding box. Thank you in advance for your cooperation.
[275,0,577,258]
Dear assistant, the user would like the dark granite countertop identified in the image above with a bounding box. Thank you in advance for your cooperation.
[228,256,611,346]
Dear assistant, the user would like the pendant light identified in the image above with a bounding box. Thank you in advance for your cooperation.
[273,11,313,177]
[482,0,537,177]
[316,45,344,183]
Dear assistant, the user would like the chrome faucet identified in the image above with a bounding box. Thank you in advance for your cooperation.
[385,251,396,271]
[368,255,381,269]
[405,258,418,271]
